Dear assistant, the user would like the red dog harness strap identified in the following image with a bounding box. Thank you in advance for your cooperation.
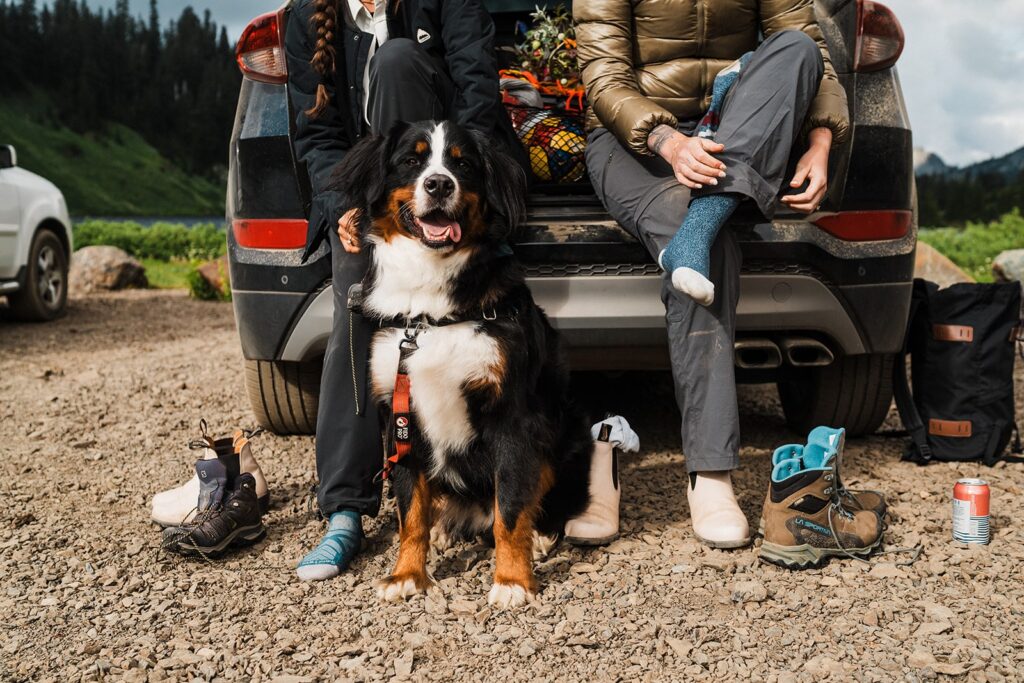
[382,335,417,481]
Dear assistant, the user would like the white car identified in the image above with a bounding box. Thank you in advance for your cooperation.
[0,144,72,321]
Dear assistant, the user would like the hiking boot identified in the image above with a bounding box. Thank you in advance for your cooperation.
[759,452,883,568]
[758,427,887,536]
[162,473,266,558]
[151,423,269,527]
[806,426,887,519]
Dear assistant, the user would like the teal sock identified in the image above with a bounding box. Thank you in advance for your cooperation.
[660,193,740,279]
[295,509,363,582]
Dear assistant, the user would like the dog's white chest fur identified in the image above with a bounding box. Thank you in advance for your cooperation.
[364,236,472,321]
[371,325,500,486]
[366,236,499,488]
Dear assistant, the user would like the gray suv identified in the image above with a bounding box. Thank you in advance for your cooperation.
[226,0,915,437]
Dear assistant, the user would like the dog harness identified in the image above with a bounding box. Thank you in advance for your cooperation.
[381,331,417,481]
[375,307,519,482]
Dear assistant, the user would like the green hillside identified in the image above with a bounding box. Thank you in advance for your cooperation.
[0,102,224,216]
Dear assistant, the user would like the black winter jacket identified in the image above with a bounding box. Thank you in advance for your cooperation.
[284,0,518,258]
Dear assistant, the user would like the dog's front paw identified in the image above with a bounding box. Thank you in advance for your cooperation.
[487,582,534,609]
[376,573,433,602]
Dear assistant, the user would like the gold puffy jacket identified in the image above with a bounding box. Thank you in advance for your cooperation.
[574,0,850,155]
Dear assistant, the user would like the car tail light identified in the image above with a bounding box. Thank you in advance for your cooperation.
[813,210,912,241]
[232,219,307,249]
[236,10,287,84]
[854,0,904,72]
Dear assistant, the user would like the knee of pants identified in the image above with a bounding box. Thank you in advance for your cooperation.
[370,38,423,81]
[766,30,823,76]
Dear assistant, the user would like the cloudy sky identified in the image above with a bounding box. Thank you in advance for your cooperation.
[89,0,1022,167]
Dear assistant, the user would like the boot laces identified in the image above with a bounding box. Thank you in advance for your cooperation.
[825,473,920,567]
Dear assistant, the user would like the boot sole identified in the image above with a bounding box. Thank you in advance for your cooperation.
[758,534,882,569]
[695,533,752,550]
[175,523,267,558]
[565,533,618,547]
[152,494,270,529]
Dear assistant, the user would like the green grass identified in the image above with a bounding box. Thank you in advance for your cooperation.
[0,100,223,216]
[141,258,197,289]
[918,209,1024,282]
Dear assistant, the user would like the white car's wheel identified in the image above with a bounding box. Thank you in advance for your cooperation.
[10,228,68,321]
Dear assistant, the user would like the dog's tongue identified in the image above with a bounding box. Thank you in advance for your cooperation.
[417,215,462,243]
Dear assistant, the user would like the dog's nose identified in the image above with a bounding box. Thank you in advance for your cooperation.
[423,174,454,199]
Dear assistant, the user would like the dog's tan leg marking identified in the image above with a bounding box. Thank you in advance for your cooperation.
[378,473,434,602]
[489,465,554,609]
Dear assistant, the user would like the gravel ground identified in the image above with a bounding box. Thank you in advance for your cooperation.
[2,289,1024,682]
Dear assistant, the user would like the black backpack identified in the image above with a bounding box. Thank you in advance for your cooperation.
[894,278,1023,465]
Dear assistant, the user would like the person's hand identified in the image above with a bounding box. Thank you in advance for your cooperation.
[781,127,832,213]
[647,124,727,189]
[338,208,362,253]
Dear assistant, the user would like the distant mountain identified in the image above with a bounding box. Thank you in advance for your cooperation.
[915,145,1024,180]
[913,148,951,177]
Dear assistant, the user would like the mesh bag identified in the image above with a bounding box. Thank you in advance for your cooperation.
[507,106,587,184]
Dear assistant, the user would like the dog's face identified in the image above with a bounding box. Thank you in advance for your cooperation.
[332,121,526,252]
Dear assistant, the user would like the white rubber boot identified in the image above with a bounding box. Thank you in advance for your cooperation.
[686,471,750,549]
[565,416,639,546]
[151,430,270,527]
[565,439,620,545]
[151,437,217,527]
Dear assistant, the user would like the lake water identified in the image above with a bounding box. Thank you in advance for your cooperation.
[73,216,227,228]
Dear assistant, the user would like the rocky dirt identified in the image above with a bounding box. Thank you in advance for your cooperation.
[2,290,1023,682]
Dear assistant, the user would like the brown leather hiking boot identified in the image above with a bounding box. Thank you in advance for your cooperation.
[759,452,883,568]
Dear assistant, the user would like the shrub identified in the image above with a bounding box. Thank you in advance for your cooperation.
[74,220,227,261]
[186,260,231,302]
[918,209,1024,282]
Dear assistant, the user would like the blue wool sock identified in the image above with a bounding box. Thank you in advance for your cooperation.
[296,509,363,582]
[659,193,740,305]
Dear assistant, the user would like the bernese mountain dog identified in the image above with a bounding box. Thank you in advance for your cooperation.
[331,121,593,609]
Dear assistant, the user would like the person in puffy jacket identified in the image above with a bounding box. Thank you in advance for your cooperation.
[575,0,850,548]
[284,0,524,582]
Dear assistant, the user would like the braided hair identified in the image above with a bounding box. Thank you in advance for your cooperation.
[307,0,339,117]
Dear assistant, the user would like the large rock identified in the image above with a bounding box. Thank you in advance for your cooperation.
[992,249,1024,283]
[914,242,974,288]
[194,255,230,299]
[69,246,148,295]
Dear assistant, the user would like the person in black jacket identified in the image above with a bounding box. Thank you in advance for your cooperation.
[285,0,524,581]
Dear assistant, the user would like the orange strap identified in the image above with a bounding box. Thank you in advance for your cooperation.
[382,341,416,480]
[929,419,972,438]
[932,324,973,343]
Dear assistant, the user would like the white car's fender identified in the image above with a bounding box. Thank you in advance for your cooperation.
[7,168,72,275]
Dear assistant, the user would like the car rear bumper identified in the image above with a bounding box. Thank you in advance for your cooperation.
[263,269,910,367]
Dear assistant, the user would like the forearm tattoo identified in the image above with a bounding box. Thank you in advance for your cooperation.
[647,124,676,156]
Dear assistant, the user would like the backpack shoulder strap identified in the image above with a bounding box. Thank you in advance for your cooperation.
[893,293,933,464]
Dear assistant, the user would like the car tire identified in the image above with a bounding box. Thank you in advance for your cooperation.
[9,228,68,322]
[244,359,322,435]
[777,353,894,437]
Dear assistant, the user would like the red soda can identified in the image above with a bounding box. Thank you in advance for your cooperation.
[952,478,990,544]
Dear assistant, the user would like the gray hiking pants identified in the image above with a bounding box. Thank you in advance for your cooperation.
[585,30,825,472]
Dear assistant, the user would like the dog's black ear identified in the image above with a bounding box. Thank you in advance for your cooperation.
[329,122,409,208]
[471,130,527,236]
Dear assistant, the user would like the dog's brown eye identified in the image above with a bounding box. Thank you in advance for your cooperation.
[456,159,470,170]
[406,157,421,167]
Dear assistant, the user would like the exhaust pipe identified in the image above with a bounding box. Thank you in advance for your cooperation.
[734,339,783,370]
[780,337,835,367]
